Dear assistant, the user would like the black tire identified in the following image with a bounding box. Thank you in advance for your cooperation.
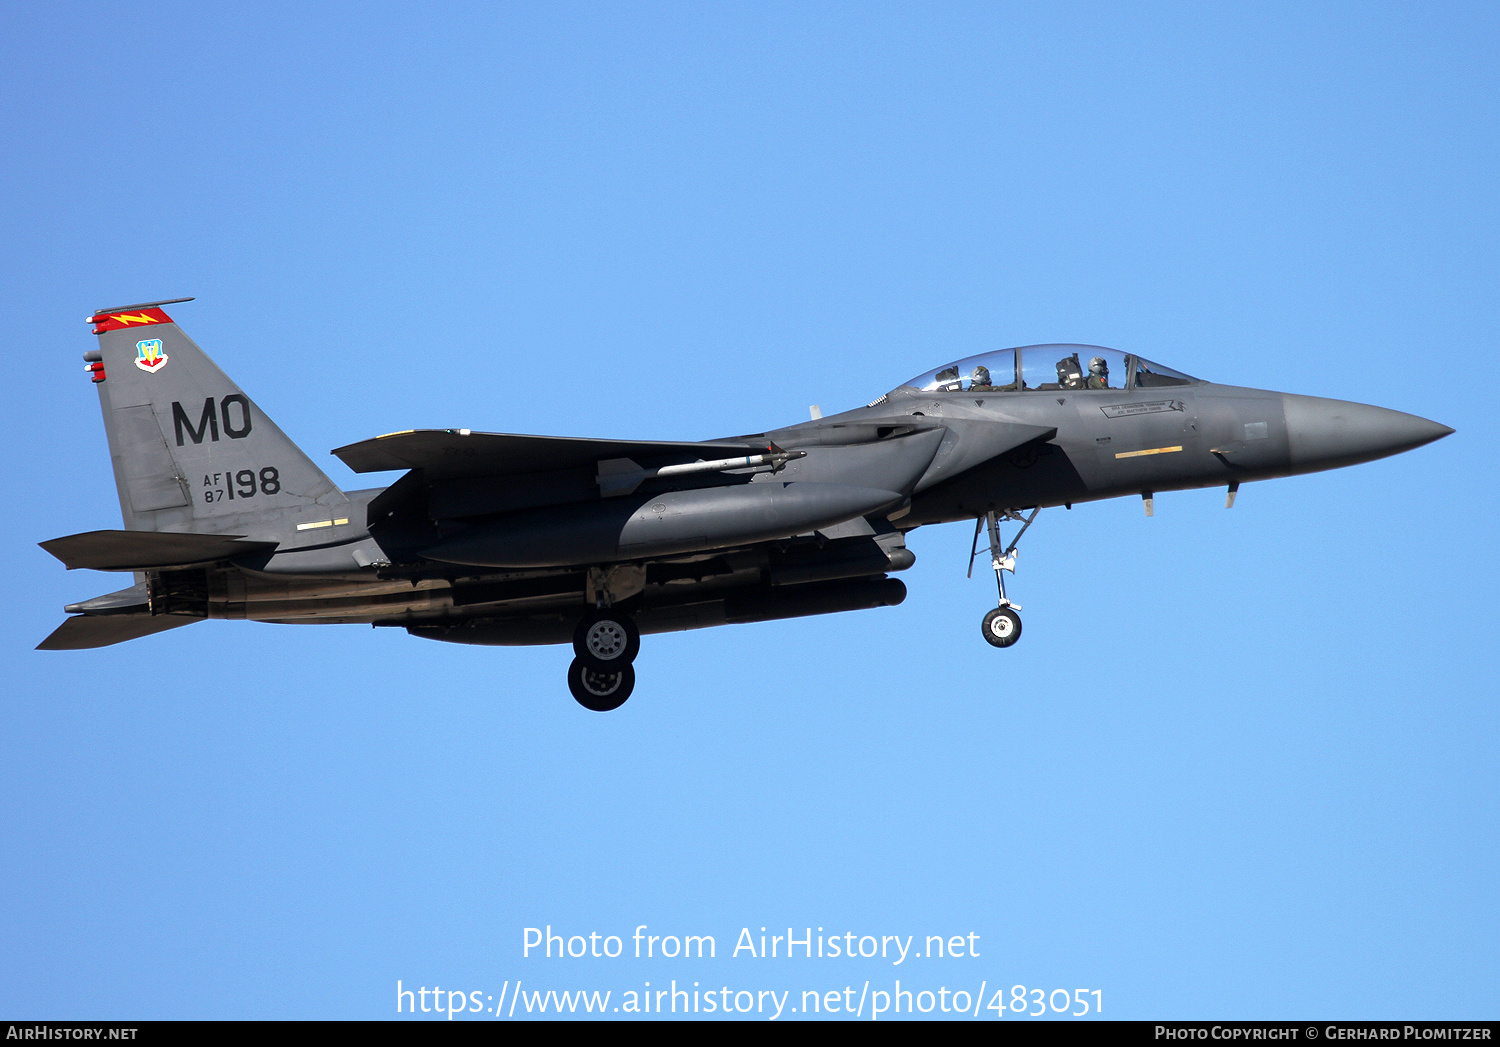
[981,606,1023,648]
[573,610,641,670]
[567,658,635,712]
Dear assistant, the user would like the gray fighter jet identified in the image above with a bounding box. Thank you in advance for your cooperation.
[40,299,1452,710]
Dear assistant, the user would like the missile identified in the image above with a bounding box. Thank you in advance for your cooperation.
[595,449,806,497]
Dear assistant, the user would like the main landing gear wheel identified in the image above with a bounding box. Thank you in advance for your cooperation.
[573,609,640,671]
[568,658,635,712]
[981,606,1022,648]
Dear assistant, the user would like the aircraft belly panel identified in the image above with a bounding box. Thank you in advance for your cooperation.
[405,577,908,646]
[239,589,455,621]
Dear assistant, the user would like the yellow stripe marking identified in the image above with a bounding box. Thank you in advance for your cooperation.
[334,518,349,526]
[1115,445,1183,459]
[296,520,333,530]
[377,430,416,439]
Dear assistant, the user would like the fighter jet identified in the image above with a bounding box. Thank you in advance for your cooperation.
[40,299,1452,710]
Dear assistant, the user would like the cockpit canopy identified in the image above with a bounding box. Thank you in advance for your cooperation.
[902,344,1198,395]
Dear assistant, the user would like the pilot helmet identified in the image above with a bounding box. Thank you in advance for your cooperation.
[971,365,990,385]
[1089,356,1108,374]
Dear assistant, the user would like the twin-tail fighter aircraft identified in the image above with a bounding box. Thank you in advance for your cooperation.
[41,299,1452,710]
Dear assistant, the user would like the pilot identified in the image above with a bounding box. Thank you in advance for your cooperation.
[969,365,994,391]
[1056,355,1085,389]
[1086,356,1110,389]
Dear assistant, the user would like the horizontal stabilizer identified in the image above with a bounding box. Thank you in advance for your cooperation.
[37,613,201,650]
[40,530,277,571]
[332,429,768,478]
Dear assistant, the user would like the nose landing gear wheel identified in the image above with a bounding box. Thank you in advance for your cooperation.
[573,610,641,671]
[568,657,635,711]
[981,606,1022,648]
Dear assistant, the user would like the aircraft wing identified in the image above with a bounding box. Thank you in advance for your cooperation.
[331,430,770,478]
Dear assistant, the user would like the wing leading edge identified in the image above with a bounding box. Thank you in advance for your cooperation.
[331,430,770,478]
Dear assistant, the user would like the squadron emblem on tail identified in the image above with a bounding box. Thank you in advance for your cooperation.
[134,338,167,373]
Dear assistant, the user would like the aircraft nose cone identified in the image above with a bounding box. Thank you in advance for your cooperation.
[1282,394,1454,470]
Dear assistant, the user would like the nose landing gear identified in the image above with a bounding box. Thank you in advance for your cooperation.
[970,508,1039,649]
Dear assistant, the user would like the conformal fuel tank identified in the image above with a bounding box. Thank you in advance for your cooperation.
[422,481,905,568]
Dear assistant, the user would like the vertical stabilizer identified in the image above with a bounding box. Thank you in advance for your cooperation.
[85,299,347,532]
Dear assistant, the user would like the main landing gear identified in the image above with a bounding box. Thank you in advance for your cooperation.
[567,658,636,712]
[969,508,1040,649]
[567,607,641,711]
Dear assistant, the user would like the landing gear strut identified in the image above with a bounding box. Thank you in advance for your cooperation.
[568,606,641,710]
[969,508,1040,649]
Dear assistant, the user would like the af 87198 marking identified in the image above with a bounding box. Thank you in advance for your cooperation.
[201,467,281,502]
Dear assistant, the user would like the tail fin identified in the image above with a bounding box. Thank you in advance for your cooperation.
[84,299,347,531]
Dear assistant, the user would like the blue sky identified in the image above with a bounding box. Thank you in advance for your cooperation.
[1,1,1495,1020]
